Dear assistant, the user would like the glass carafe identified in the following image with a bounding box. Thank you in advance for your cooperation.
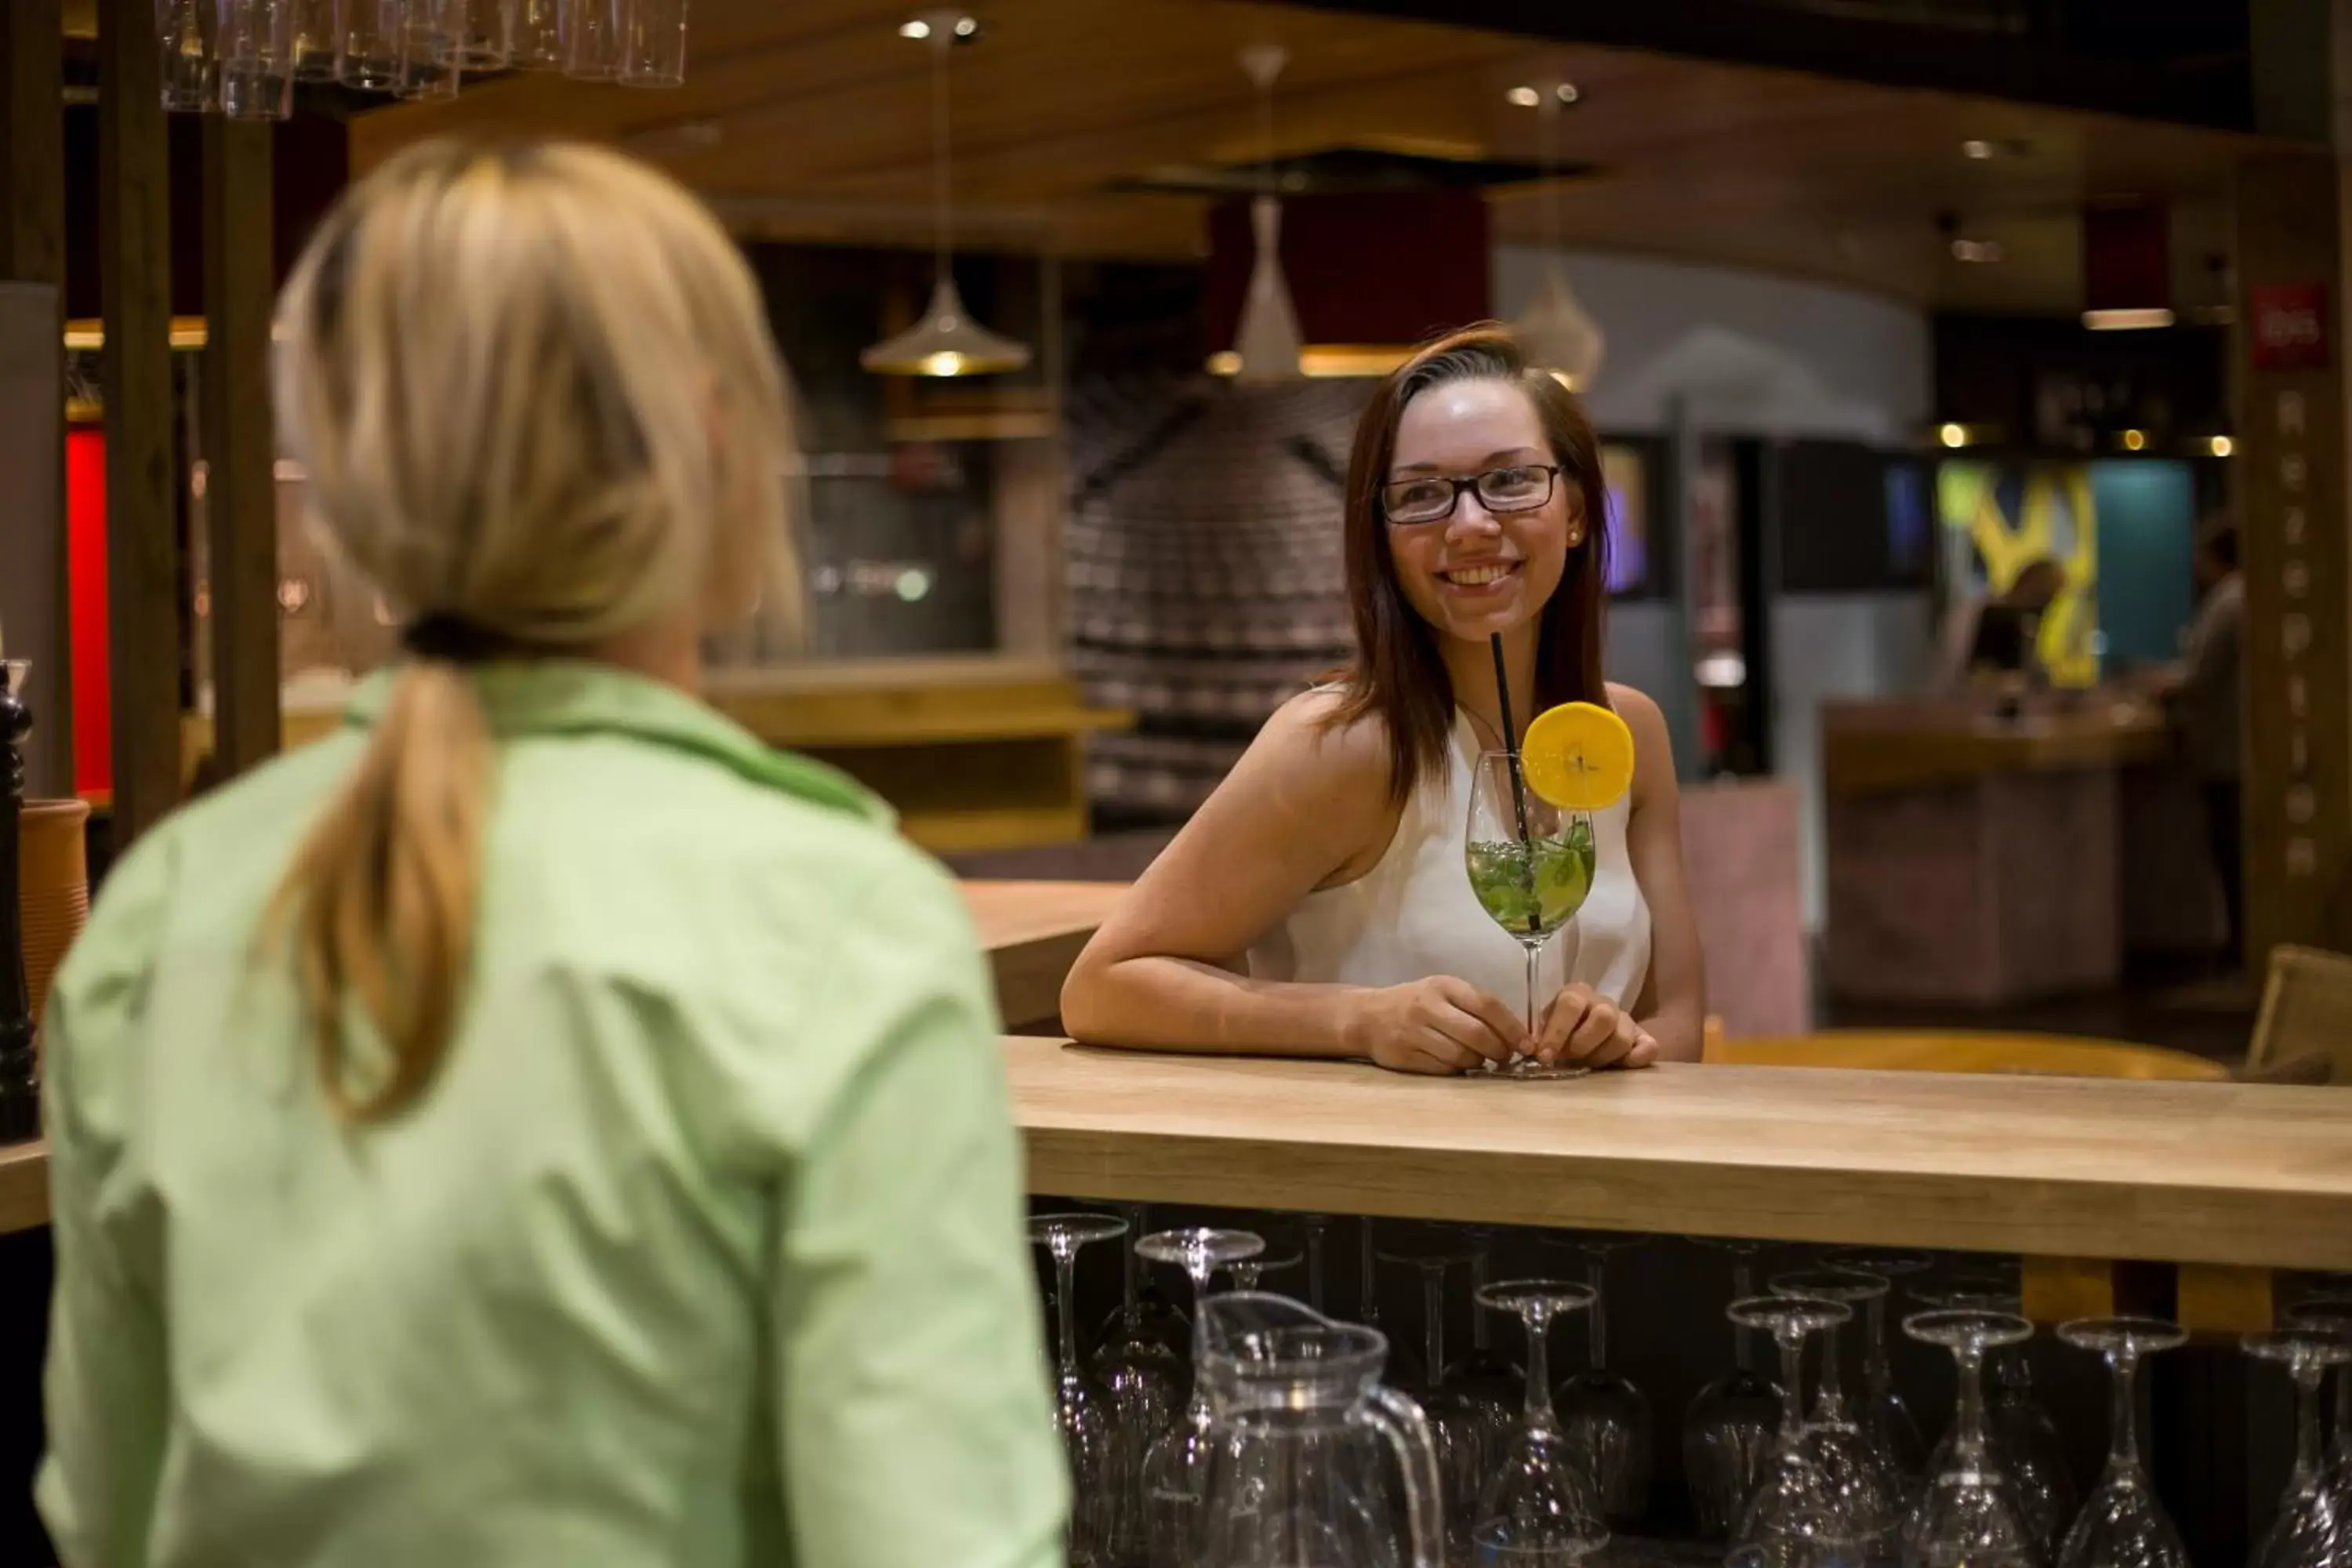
[1192,1291,1448,1568]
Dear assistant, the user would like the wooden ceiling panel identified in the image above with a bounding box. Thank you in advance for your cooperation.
[343,0,2285,310]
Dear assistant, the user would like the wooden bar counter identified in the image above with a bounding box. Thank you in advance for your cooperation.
[1005,1036,2352,1274]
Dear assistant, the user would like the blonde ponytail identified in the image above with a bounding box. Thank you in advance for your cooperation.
[270,660,491,1119]
[261,137,801,1118]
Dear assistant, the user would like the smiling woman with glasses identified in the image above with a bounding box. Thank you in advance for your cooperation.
[1061,324,1705,1076]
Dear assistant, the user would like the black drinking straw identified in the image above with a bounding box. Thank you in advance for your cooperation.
[1489,633,1533,843]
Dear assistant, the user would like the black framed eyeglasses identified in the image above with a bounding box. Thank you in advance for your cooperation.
[1381,463,1563,527]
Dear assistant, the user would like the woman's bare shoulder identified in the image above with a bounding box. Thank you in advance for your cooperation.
[1254,686,1393,791]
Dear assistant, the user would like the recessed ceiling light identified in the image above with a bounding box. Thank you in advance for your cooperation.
[2209,435,2234,457]
[2083,308,2175,331]
[2121,428,2147,451]
[898,17,930,38]
[1555,82,1579,104]
[953,14,977,36]
[1940,423,1969,449]
[1962,138,1994,160]
[1950,238,2004,263]
[1507,85,1541,107]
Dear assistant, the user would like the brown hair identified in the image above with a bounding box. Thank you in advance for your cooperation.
[1325,324,1611,802]
[264,140,799,1120]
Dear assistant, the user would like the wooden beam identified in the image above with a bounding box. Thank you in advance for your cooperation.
[97,0,181,842]
[200,119,278,780]
[0,0,71,799]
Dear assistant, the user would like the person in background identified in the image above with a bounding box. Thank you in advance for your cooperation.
[2178,518,2246,969]
[1061,326,1705,1073]
[1967,556,2067,685]
[38,140,1064,1568]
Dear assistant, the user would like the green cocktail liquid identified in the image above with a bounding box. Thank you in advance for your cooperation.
[1466,820,1596,942]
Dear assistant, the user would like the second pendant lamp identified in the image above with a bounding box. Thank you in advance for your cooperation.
[1229,44,1303,384]
[862,9,1031,378]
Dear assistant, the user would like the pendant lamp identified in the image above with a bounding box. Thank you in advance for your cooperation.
[1229,44,1302,384]
[863,9,1031,377]
[1514,80,1605,392]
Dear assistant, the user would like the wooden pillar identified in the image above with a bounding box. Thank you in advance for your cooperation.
[2235,158,2352,965]
[201,119,278,779]
[0,0,71,800]
[97,0,183,844]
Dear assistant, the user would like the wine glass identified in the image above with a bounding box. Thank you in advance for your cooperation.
[1902,1308,2038,1568]
[1465,750,1596,1080]
[1094,1202,1189,1359]
[1449,1226,1530,1421]
[2286,1298,2352,1487]
[1549,1234,1653,1527]
[2243,1327,2352,1568]
[1727,1293,1873,1568]
[1139,1227,1265,1568]
[1686,1239,1785,1540]
[2054,1317,2189,1568]
[1472,1279,1610,1566]
[1769,1270,1907,1554]
[1361,1218,1424,1389]
[1383,1229,1512,1556]
[1089,1204,1186,1568]
[1914,1275,2074,1555]
[1827,1247,1936,1485]
[1032,1212,1132,1566]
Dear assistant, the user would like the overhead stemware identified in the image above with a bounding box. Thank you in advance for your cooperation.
[2053,1317,2190,1568]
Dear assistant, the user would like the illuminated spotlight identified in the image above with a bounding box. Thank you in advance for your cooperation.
[1507,85,1540,107]
[2209,435,2234,458]
[1950,238,2004,263]
[953,14,977,35]
[1962,139,1994,159]
[2121,429,2147,452]
[898,16,930,38]
[1556,82,1579,103]
[2083,307,2175,331]
[1939,423,1969,449]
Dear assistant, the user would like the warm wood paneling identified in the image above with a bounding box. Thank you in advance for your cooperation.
[96,0,181,844]
[200,119,280,781]
[347,0,2279,311]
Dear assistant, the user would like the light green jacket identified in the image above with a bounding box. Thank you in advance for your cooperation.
[36,663,1068,1568]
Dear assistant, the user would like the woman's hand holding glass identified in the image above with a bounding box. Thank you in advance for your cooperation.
[1535,982,1658,1071]
[1345,975,1530,1075]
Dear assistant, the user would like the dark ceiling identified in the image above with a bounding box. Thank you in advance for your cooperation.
[1268,0,2269,134]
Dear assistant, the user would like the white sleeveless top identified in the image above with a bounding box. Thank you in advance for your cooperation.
[1247,710,1653,1011]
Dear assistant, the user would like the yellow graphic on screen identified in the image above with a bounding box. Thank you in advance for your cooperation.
[1937,463,2099,687]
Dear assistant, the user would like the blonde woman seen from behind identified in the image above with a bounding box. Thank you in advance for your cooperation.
[37,140,1065,1568]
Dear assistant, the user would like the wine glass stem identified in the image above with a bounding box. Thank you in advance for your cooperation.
[1819,1322,1846,1405]
[1523,1305,1557,1431]
[1054,1245,1080,1378]
[1120,1204,1145,1315]
[1305,1220,1327,1315]
[1470,1240,1494,1351]
[1776,1332,1807,1443]
[1586,1258,1608,1370]
[1360,1221,1381,1327]
[1731,1261,1755,1372]
[2107,1346,2141,1472]
[1524,943,1541,1040]
[1955,1345,1989,1464]
[2336,1363,2351,1460]
[1863,1296,1890,1396]
[2295,1363,2325,1486]
[1181,1259,1216,1422]
[1423,1265,1447,1388]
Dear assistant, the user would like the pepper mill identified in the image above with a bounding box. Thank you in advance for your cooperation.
[0,657,37,1143]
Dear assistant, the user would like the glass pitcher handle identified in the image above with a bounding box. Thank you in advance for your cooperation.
[1364,1384,1447,1568]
